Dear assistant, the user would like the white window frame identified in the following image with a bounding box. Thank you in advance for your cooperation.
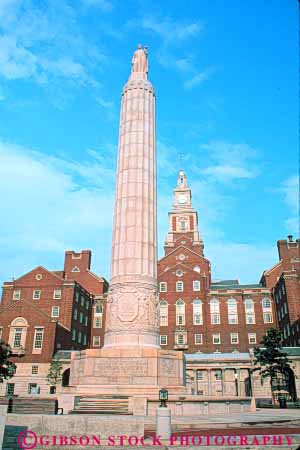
[159,282,167,293]
[227,298,238,324]
[93,336,101,347]
[51,306,60,318]
[248,333,256,344]
[210,299,220,324]
[263,312,273,323]
[13,290,21,301]
[195,333,203,345]
[33,328,44,350]
[175,333,186,345]
[94,317,102,328]
[33,290,41,300]
[160,335,168,346]
[176,299,185,325]
[53,289,62,300]
[159,301,168,327]
[193,280,201,291]
[213,333,221,345]
[244,299,256,324]
[193,299,203,325]
[13,328,23,348]
[176,281,184,292]
[95,303,103,315]
[230,332,239,344]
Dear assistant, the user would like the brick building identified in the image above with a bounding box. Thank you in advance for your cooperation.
[157,171,277,354]
[261,236,300,346]
[0,250,108,397]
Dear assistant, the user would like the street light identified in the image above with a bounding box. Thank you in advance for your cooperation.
[159,388,168,408]
[234,373,239,396]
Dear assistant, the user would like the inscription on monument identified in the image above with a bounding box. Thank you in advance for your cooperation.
[94,358,148,377]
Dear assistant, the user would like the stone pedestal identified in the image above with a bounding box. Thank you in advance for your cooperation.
[156,407,171,440]
[69,347,185,394]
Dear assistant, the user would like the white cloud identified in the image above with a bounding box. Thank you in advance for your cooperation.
[199,140,260,182]
[142,17,203,44]
[0,140,115,283]
[184,67,215,90]
[202,165,255,181]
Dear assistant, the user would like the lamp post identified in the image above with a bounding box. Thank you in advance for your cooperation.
[234,373,239,397]
[159,388,168,408]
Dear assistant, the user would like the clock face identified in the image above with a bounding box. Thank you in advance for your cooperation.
[178,194,187,204]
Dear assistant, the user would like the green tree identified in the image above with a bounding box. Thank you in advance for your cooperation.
[253,328,291,405]
[46,359,63,393]
[0,340,16,383]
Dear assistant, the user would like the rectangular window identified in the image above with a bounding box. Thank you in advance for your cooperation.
[246,314,255,324]
[84,316,88,326]
[79,312,83,324]
[228,314,238,324]
[231,333,239,344]
[263,312,273,323]
[176,281,184,292]
[195,334,203,345]
[160,315,168,326]
[28,383,40,395]
[51,306,60,318]
[75,292,79,303]
[193,280,200,291]
[95,304,103,314]
[13,328,23,348]
[159,282,167,292]
[6,383,15,396]
[78,331,82,344]
[33,290,41,300]
[176,333,186,345]
[176,314,185,326]
[93,336,101,347]
[73,308,78,320]
[248,333,256,344]
[160,335,168,345]
[94,317,102,328]
[31,365,39,375]
[211,313,220,324]
[85,300,89,310]
[213,333,221,344]
[13,289,21,301]
[193,314,203,325]
[83,335,87,345]
[53,289,61,299]
[196,370,204,380]
[33,328,44,349]
[81,296,85,307]
[72,329,76,341]
[214,369,222,380]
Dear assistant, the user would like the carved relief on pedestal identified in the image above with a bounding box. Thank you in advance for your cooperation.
[105,283,159,333]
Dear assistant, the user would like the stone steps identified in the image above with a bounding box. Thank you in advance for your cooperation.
[71,396,132,415]
[0,397,57,414]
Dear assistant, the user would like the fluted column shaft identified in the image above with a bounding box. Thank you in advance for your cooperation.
[104,72,159,349]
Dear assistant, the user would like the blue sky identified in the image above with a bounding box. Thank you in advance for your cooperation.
[0,0,298,286]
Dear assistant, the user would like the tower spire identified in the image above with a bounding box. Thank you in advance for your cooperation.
[164,170,204,256]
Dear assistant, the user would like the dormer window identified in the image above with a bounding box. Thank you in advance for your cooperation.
[72,266,80,273]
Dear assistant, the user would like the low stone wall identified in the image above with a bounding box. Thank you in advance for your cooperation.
[147,397,254,416]
[5,414,144,447]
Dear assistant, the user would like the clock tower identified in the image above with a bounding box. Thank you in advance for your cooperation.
[164,170,204,256]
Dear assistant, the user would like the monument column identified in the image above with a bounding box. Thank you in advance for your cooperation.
[104,45,159,349]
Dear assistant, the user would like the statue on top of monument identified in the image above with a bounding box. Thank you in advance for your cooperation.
[131,44,148,74]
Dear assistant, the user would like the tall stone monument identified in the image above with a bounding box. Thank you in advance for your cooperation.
[69,46,185,397]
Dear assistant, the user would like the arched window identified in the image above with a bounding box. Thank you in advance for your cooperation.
[9,317,28,351]
[159,301,168,326]
[210,298,220,324]
[193,299,203,325]
[227,298,238,324]
[262,298,271,309]
[244,299,255,324]
[176,299,185,325]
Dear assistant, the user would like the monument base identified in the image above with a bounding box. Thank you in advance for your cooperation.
[69,347,185,391]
